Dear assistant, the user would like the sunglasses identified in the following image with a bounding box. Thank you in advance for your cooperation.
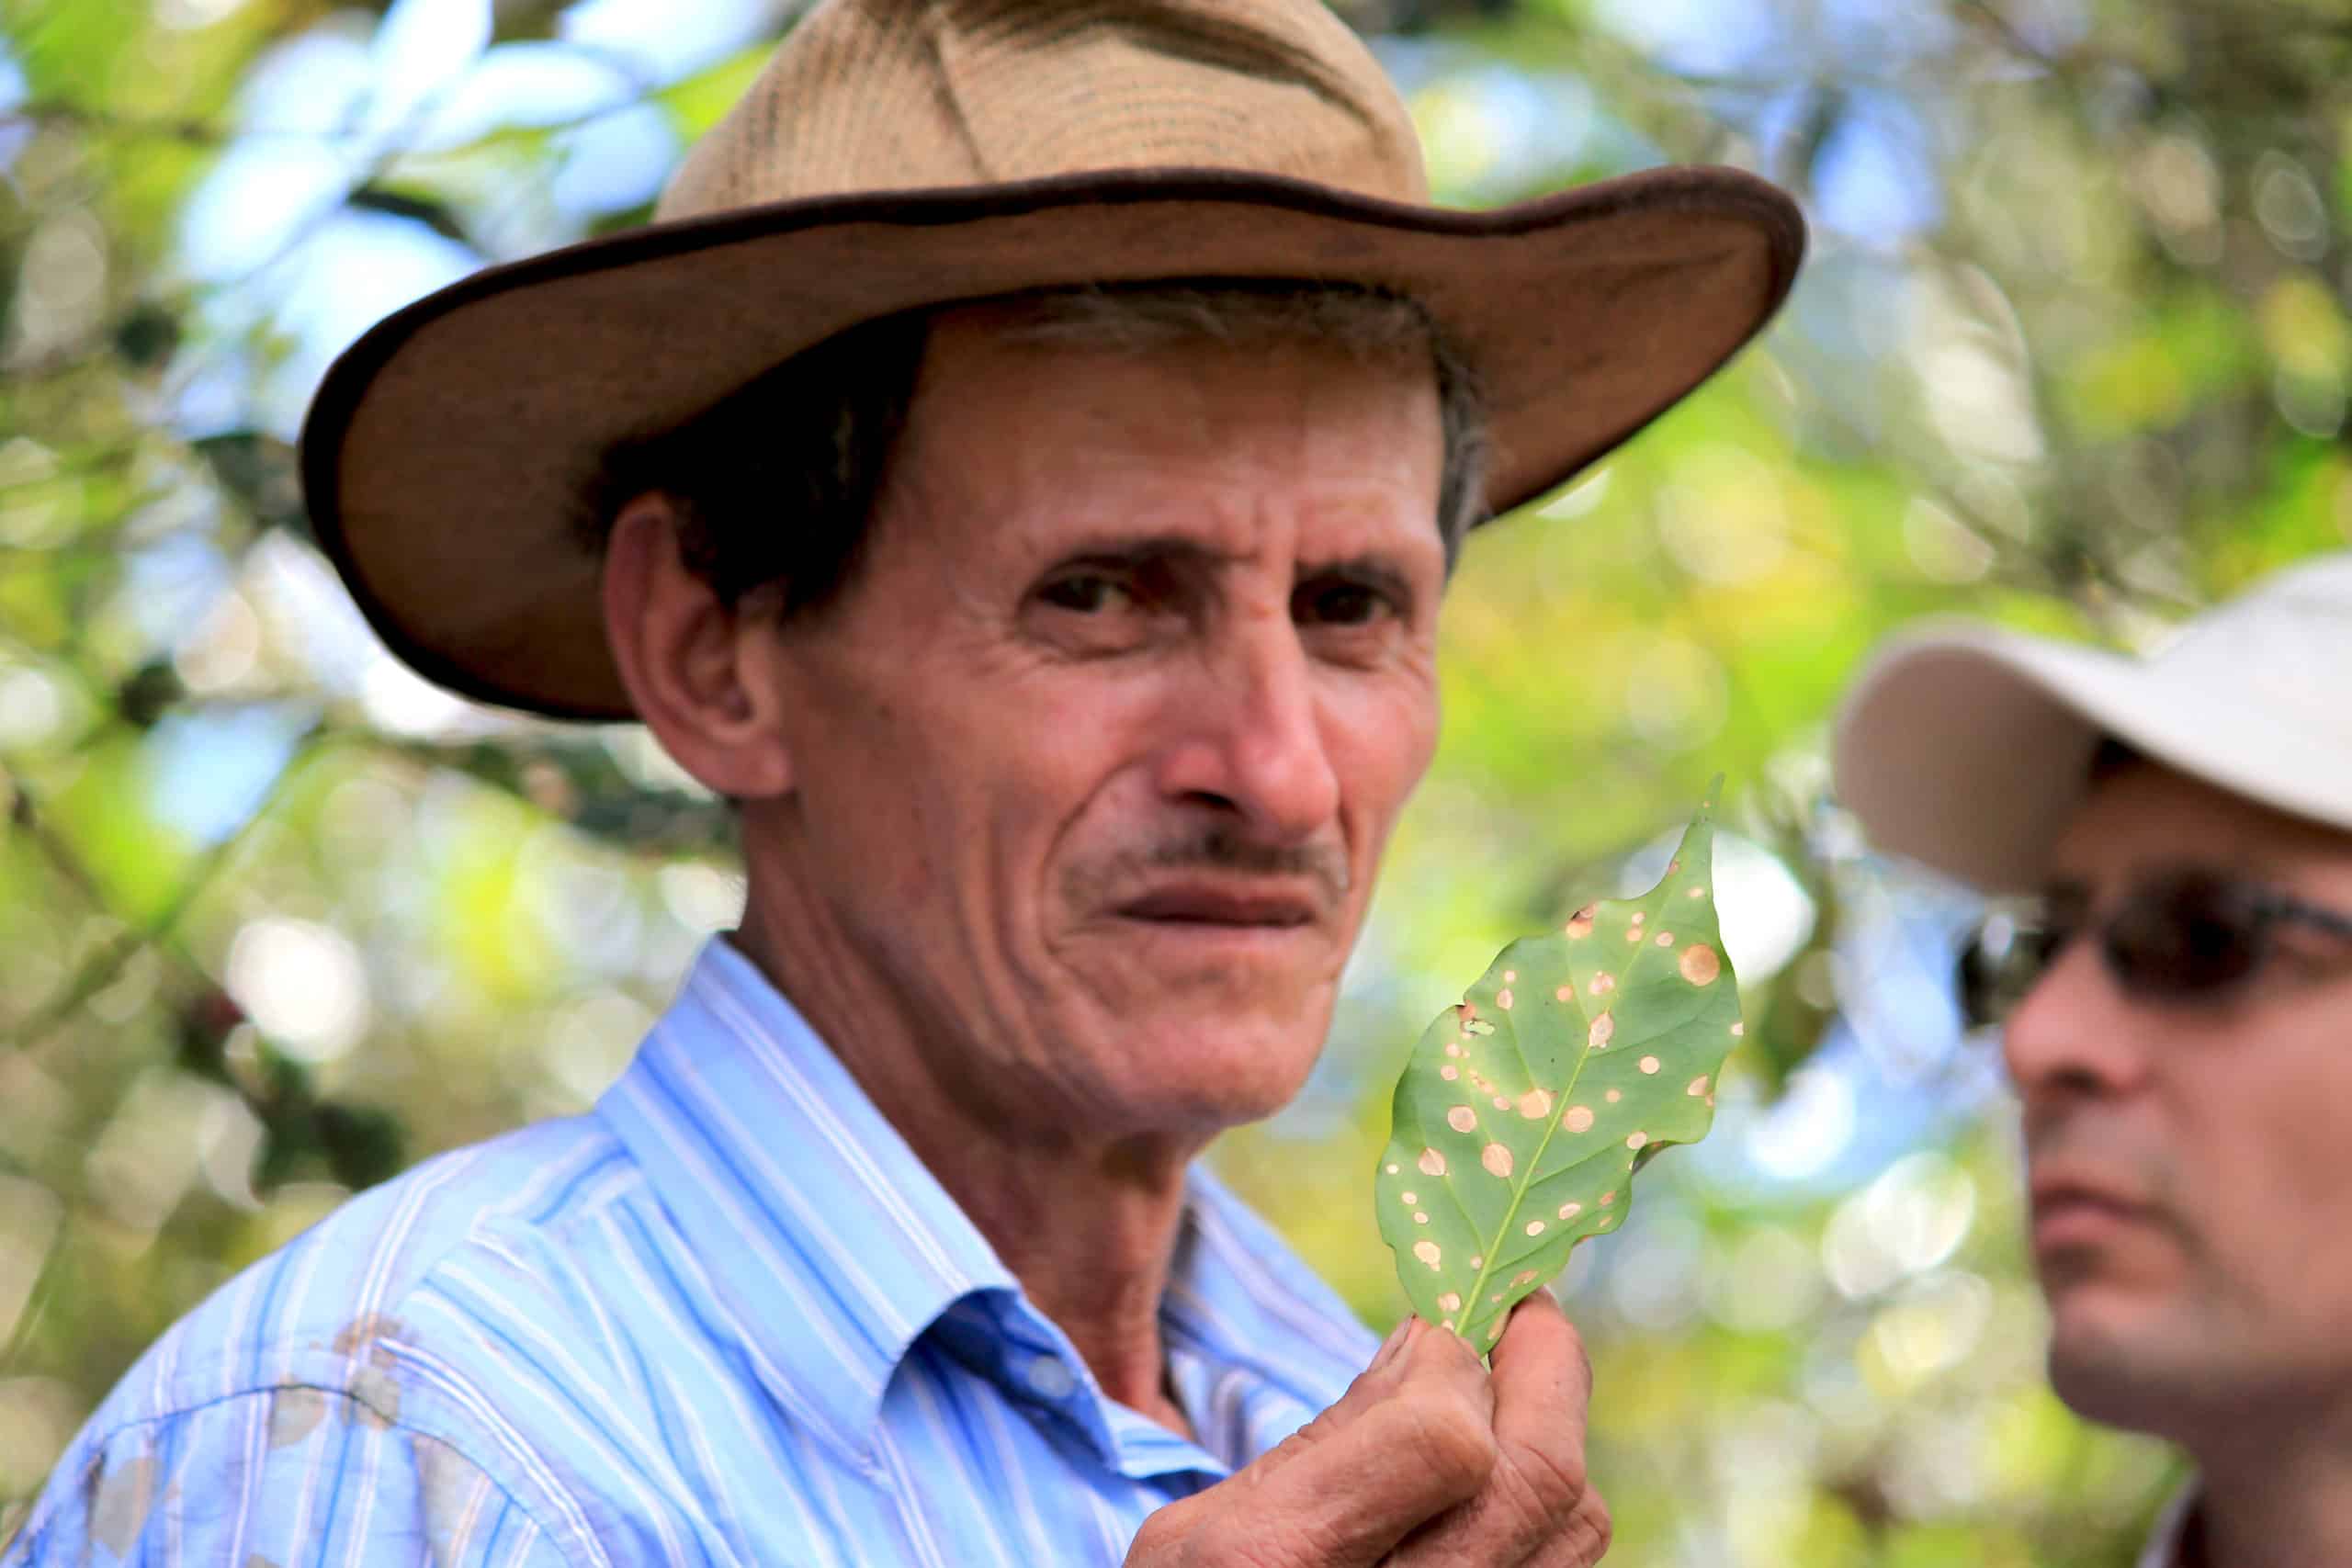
[1958,866,2352,1029]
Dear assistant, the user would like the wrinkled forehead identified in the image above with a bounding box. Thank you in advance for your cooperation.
[910,295,1447,422]
[878,303,1451,558]
[2047,754,2352,895]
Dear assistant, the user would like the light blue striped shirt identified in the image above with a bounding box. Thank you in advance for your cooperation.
[5,940,1379,1566]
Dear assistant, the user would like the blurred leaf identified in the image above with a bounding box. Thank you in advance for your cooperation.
[6,0,145,104]
[654,43,769,140]
[192,432,307,538]
[111,659,181,729]
[385,736,732,852]
[26,730,198,925]
[309,1101,404,1190]
[109,302,178,371]
[346,183,471,246]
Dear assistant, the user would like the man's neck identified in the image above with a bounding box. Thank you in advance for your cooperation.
[729,881,1204,1439]
[918,1128,1200,1438]
[2188,1420,2352,1568]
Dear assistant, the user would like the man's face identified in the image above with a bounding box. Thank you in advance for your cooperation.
[2005,761,2352,1438]
[750,308,1447,1147]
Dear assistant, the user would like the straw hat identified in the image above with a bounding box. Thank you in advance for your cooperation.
[300,0,1806,719]
[1834,551,2352,894]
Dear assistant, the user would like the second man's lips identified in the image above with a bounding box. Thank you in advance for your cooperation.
[2028,1163,2153,1214]
[2030,1178,2146,1215]
[2028,1169,2166,1250]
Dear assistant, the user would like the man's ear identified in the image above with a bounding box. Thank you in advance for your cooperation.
[601,494,796,801]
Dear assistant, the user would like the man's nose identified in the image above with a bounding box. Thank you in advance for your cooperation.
[2001,934,2155,1105]
[1154,618,1341,842]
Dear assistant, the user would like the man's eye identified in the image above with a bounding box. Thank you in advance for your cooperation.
[1037,574,1130,614]
[2030,922,2080,971]
[1296,580,1394,626]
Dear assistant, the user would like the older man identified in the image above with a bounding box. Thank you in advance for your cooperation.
[6,2,1800,1563]
[1836,551,2352,1568]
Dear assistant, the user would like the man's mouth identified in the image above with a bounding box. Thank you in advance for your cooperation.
[2028,1172,2159,1254]
[1116,883,1321,928]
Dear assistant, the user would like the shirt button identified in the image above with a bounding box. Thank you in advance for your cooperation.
[1023,1354,1077,1401]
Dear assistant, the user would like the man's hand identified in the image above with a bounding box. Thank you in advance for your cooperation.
[1125,1292,1609,1567]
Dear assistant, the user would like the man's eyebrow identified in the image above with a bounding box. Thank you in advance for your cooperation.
[1295,554,1424,600]
[1036,539,1426,596]
[2037,876,2091,908]
[2041,856,2264,904]
[1040,535,1229,572]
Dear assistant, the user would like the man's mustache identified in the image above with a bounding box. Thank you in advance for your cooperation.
[2024,1121,2187,1225]
[1067,825,1351,912]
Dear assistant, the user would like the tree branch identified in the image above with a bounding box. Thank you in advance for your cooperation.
[0,725,325,1055]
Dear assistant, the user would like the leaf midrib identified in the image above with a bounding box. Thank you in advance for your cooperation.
[1457,875,1690,1342]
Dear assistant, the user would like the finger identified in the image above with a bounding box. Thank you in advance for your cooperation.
[1245,1322,1498,1559]
[1488,1290,1595,1464]
[1132,1318,1498,1568]
[1323,1314,1435,1425]
[1386,1292,1600,1567]
[1223,1314,1427,1492]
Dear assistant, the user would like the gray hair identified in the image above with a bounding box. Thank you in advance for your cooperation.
[582,282,1490,615]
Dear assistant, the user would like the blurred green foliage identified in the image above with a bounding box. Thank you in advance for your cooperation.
[3,0,2347,1560]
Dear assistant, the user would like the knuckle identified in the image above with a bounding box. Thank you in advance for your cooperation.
[1270,1413,1331,1463]
[1480,1432,1598,1551]
[1521,1489,1612,1568]
[1125,1502,1203,1565]
[1128,1502,1285,1568]
[1394,1389,1498,1495]
[1149,1508,1346,1568]
[1515,1428,1594,1511]
[1570,1491,1613,1565]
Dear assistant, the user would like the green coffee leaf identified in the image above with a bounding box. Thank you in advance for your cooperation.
[1375,784,1743,1349]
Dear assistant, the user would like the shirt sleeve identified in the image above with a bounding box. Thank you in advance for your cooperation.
[2,1383,575,1568]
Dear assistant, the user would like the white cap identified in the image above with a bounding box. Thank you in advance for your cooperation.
[1832,551,2352,894]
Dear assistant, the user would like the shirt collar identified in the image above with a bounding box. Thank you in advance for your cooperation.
[2138,1482,2200,1568]
[1164,1163,1381,1403]
[595,938,1018,1467]
[596,938,1375,1472]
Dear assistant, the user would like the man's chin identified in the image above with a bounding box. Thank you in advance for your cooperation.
[1091,1010,1325,1130]
[2044,1291,2224,1439]
[1050,947,1340,1129]
[1076,933,1339,1032]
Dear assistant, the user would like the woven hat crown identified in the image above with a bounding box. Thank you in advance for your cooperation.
[657,0,1430,220]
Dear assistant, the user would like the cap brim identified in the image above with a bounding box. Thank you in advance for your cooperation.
[300,164,1804,718]
[1833,623,2346,894]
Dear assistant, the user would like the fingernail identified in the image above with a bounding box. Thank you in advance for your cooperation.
[1371,1316,1416,1370]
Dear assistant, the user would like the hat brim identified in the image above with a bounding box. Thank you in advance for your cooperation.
[300,164,1804,719]
[1832,625,2348,895]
